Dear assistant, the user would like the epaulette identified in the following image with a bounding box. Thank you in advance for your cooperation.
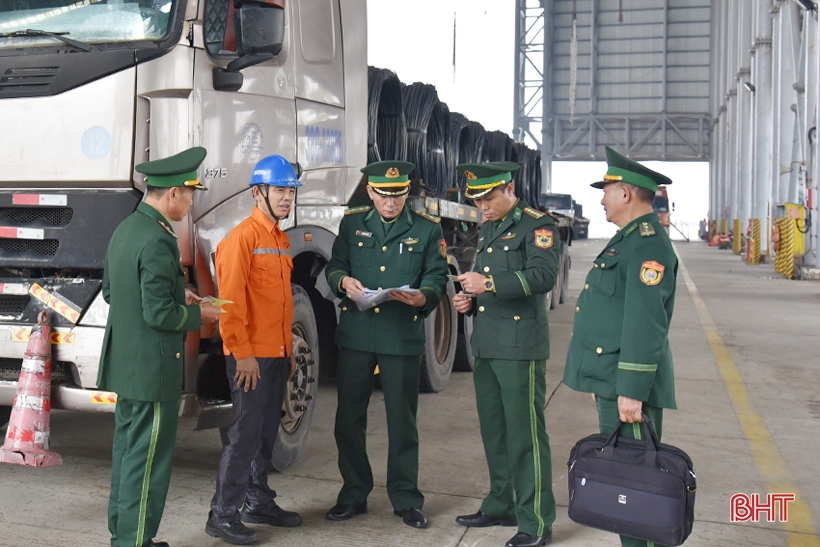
[639,222,656,237]
[523,207,546,219]
[345,205,372,216]
[157,220,177,239]
[414,211,441,224]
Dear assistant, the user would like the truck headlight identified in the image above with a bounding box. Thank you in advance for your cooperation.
[79,291,109,327]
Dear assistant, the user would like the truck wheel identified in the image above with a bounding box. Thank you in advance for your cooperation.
[549,267,560,310]
[272,285,319,472]
[419,280,457,393]
[559,251,570,304]
[452,313,474,372]
[0,406,10,432]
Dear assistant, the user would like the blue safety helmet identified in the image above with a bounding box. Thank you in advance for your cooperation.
[249,155,302,187]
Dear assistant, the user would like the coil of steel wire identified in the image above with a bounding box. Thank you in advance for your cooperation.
[485,130,514,162]
[511,143,542,208]
[402,82,449,197]
[367,66,407,163]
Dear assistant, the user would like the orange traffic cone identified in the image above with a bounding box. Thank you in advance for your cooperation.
[0,311,62,467]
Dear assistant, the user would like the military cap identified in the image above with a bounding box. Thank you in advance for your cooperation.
[135,146,208,190]
[457,161,521,200]
[592,146,672,192]
[362,160,414,196]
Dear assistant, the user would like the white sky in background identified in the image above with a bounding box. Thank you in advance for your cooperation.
[367,0,709,241]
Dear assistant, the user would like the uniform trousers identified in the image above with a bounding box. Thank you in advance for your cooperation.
[109,397,179,547]
[596,396,666,547]
[473,358,556,538]
[334,346,423,511]
[210,356,288,522]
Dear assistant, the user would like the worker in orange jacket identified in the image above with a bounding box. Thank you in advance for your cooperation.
[206,155,302,546]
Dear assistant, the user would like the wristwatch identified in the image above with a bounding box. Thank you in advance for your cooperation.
[483,276,495,293]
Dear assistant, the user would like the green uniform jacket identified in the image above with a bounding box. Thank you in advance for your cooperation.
[471,200,561,361]
[563,212,678,408]
[97,202,202,402]
[326,205,448,356]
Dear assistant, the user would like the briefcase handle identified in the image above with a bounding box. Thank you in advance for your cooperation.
[601,413,662,466]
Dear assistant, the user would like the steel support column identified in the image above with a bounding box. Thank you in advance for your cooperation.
[752,0,774,255]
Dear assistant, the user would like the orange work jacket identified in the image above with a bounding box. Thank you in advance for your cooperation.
[215,206,293,360]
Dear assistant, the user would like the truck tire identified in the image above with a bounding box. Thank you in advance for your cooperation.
[452,312,474,372]
[271,285,319,472]
[559,251,570,304]
[0,405,10,432]
[419,280,458,393]
[549,267,560,310]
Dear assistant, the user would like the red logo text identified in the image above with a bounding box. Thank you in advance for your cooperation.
[730,493,795,522]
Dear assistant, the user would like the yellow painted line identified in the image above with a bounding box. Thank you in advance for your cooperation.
[679,260,819,545]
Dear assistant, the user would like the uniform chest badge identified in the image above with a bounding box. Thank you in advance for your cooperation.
[439,238,447,258]
[640,260,665,286]
[402,237,420,245]
[501,232,516,240]
[534,229,554,249]
[157,220,177,239]
[355,230,373,238]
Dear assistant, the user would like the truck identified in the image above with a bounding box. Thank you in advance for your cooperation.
[653,185,671,232]
[0,0,549,470]
[571,200,589,240]
[537,193,573,309]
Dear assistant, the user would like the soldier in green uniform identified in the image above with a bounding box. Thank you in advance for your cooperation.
[453,162,560,547]
[324,160,448,529]
[98,147,221,547]
[563,147,678,547]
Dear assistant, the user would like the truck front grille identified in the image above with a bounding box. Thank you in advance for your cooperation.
[0,207,73,227]
[0,295,30,316]
[0,67,59,93]
[0,358,73,382]
[0,239,60,258]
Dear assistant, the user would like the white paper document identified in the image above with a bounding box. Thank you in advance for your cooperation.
[347,285,421,311]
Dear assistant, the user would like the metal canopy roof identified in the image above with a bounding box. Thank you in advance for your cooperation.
[514,0,712,173]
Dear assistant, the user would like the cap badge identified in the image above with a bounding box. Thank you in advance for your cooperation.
[464,171,477,181]
[385,167,400,179]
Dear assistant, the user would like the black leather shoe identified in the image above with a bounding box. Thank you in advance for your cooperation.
[455,510,517,527]
[205,517,259,545]
[505,531,552,547]
[241,501,302,527]
[325,502,367,521]
[394,507,428,528]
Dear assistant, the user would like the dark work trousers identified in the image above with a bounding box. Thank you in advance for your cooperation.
[210,356,288,522]
[334,347,423,511]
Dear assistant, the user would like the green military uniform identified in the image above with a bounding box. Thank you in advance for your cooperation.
[460,162,560,540]
[325,161,448,513]
[98,147,207,547]
[563,147,677,547]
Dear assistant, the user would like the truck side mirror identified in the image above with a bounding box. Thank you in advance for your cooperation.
[213,0,285,92]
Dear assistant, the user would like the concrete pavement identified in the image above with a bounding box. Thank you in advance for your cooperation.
[0,238,818,546]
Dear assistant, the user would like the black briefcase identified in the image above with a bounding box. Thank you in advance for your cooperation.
[567,414,696,546]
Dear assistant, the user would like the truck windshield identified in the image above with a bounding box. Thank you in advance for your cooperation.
[0,0,175,50]
[653,197,669,212]
[540,195,573,210]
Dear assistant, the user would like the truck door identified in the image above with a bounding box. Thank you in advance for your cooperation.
[190,0,297,229]
[293,0,348,208]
